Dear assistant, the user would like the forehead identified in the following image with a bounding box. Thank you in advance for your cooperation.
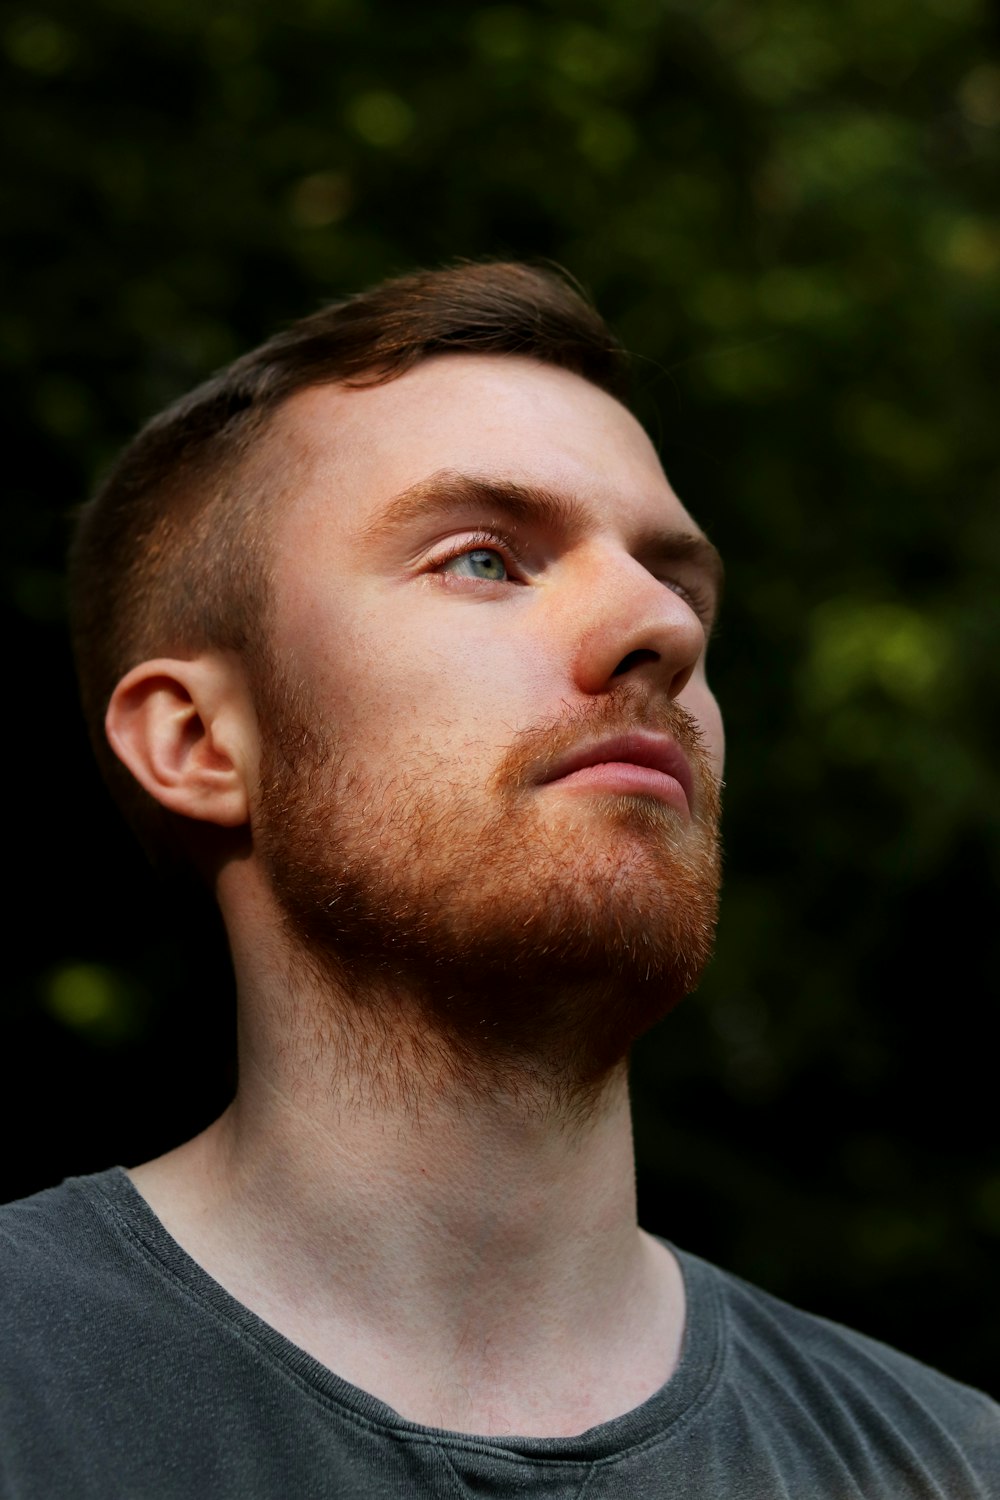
[271,354,704,547]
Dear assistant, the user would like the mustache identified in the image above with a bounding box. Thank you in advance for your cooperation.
[492,680,717,799]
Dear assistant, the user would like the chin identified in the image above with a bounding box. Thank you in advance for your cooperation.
[255,691,722,1105]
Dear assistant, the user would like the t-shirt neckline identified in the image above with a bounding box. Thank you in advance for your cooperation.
[77,1164,726,1466]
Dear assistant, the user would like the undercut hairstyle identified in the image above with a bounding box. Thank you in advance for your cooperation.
[68,259,632,866]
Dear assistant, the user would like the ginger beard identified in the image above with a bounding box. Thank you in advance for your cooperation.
[254,677,722,1104]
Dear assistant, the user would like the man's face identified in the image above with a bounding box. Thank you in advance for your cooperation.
[253,355,724,1093]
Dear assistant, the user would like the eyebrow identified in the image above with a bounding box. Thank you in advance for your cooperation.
[357,469,725,610]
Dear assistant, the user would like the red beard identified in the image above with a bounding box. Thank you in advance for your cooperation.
[254,677,722,1107]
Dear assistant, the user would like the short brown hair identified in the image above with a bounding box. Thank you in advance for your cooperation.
[69,259,631,863]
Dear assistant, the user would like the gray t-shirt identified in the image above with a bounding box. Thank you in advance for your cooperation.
[1,1168,997,1498]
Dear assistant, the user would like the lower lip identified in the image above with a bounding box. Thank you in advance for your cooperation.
[547,762,690,813]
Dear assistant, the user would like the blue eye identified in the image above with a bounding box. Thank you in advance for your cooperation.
[442,547,509,582]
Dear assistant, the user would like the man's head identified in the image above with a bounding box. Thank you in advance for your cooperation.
[70,261,631,861]
[71,262,725,1103]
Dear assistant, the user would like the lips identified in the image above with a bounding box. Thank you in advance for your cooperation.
[539,732,694,810]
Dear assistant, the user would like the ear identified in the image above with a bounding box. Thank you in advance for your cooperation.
[105,656,254,828]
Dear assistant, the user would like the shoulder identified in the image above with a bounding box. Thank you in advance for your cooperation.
[707,1249,994,1402]
[0,1171,137,1326]
[681,1247,1000,1487]
[0,1170,119,1249]
[0,1173,98,1266]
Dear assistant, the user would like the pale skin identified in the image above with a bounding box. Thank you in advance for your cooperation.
[107,354,726,1438]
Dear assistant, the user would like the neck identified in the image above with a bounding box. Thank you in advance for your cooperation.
[129,889,685,1437]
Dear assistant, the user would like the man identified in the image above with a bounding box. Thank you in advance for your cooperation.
[1,262,996,1497]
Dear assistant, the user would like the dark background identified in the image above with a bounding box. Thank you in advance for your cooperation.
[3,0,998,1394]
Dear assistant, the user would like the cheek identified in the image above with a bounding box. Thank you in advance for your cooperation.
[269,573,540,789]
[343,607,538,755]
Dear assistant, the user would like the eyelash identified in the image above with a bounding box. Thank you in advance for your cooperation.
[430,528,716,629]
[674,583,716,634]
[431,528,526,581]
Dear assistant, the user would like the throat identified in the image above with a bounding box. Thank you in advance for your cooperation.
[125,1049,680,1438]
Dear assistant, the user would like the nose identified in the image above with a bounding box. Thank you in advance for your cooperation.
[568,548,707,701]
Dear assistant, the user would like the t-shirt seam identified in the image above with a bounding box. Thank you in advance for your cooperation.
[571,1466,600,1500]
[429,1445,483,1499]
[435,1441,595,1494]
[73,1174,730,1470]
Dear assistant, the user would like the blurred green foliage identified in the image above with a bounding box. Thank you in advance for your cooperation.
[2,0,998,1391]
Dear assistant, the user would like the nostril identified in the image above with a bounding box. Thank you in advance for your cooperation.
[612,649,660,677]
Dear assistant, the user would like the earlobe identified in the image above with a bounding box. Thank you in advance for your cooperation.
[105,657,251,829]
